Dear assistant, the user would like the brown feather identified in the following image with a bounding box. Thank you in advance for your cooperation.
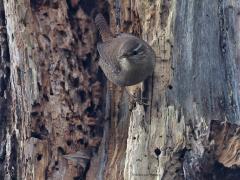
[95,13,113,42]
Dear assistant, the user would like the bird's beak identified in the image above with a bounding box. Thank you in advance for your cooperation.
[119,54,127,59]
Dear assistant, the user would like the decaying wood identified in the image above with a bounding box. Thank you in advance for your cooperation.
[1,0,104,179]
[1,0,240,180]
[0,0,11,179]
[122,0,240,180]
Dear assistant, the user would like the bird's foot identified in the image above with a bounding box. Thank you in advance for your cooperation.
[129,93,149,106]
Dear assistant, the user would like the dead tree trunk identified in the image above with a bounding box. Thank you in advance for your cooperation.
[1,0,104,179]
[0,0,240,180]
[120,0,240,180]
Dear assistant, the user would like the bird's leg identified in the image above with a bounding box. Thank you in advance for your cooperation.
[125,85,149,106]
[128,92,149,106]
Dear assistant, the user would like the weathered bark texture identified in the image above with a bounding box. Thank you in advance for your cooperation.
[1,0,240,180]
[122,0,240,180]
[1,0,104,179]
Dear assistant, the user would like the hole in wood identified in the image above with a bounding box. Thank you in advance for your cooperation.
[31,111,39,116]
[57,147,65,155]
[77,125,83,131]
[168,85,173,90]
[78,90,87,102]
[154,148,161,157]
[36,153,42,161]
[66,140,72,146]
[55,161,58,166]
[77,138,84,144]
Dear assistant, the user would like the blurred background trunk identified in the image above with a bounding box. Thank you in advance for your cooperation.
[0,0,240,180]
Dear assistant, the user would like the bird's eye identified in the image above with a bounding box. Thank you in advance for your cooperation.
[131,43,143,56]
[132,50,138,55]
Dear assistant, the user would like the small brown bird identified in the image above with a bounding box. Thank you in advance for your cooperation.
[95,13,156,87]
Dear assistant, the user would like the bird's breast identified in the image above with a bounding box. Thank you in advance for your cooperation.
[119,59,154,86]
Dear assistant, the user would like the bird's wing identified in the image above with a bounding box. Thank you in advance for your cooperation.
[97,41,121,74]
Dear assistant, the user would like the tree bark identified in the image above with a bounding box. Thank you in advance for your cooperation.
[122,0,240,180]
[1,0,104,179]
[0,0,240,180]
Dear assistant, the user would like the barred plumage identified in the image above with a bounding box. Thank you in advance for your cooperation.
[95,13,113,42]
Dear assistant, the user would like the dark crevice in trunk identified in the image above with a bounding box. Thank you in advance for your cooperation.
[0,0,12,178]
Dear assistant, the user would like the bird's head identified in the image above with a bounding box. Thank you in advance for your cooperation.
[118,38,148,69]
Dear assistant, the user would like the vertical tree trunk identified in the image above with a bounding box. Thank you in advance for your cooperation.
[121,0,240,179]
[0,0,240,180]
[1,0,104,179]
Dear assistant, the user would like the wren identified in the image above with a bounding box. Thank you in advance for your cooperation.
[95,13,156,87]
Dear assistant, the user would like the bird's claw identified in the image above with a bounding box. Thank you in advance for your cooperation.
[129,94,149,106]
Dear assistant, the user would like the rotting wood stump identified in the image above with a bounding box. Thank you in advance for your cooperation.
[0,0,240,180]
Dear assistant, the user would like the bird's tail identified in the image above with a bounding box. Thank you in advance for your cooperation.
[95,13,113,42]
